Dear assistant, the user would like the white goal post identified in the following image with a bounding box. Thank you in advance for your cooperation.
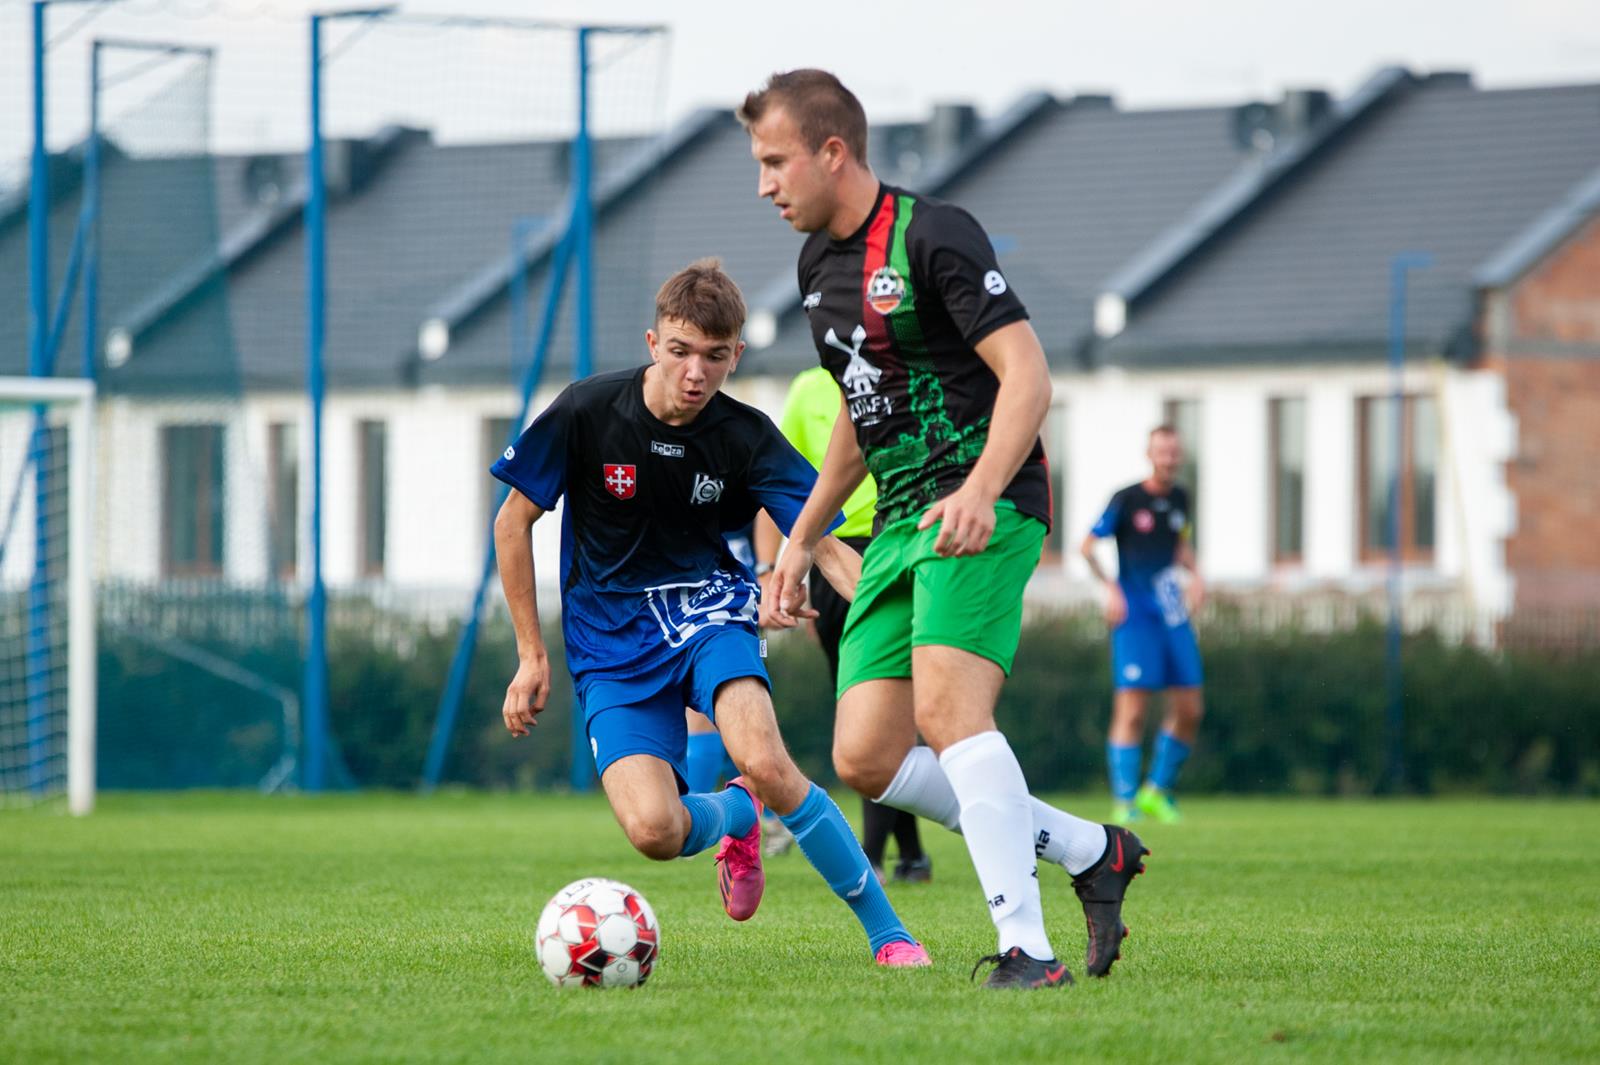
[0,376,95,815]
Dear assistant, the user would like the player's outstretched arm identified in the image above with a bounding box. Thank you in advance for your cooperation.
[1178,538,1205,614]
[811,535,864,603]
[1081,531,1126,627]
[494,489,550,737]
[919,319,1052,557]
[772,393,868,621]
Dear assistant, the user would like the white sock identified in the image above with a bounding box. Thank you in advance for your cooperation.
[1031,803,1109,875]
[938,731,1053,960]
[878,746,1108,875]
[875,746,961,830]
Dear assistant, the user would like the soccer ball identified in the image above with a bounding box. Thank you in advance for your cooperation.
[536,878,660,989]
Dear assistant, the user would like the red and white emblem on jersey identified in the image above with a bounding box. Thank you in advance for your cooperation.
[603,464,637,500]
[1133,509,1155,533]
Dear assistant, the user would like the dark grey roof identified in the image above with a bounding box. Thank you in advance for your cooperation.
[748,91,1275,370]
[1100,75,1600,365]
[0,145,240,385]
[1475,163,1600,289]
[7,70,1600,392]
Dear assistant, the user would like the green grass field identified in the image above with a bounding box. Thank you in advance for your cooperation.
[4,793,1598,1064]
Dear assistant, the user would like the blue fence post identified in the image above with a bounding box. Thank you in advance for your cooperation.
[24,0,52,795]
[303,12,330,792]
[84,40,102,381]
[567,26,597,792]
[1385,251,1433,794]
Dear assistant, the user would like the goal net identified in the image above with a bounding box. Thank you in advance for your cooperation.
[0,378,94,814]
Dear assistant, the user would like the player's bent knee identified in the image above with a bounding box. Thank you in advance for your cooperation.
[620,813,684,861]
[833,743,893,798]
[737,752,808,814]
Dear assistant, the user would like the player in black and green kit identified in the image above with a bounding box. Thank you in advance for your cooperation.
[741,70,1149,989]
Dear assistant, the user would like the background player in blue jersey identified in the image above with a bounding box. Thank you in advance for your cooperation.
[1080,425,1206,824]
[491,259,928,967]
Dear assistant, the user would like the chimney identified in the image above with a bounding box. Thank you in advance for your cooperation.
[927,103,980,162]
[1278,89,1332,138]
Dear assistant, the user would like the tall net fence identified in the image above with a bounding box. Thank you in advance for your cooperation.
[2,5,671,793]
[312,15,670,788]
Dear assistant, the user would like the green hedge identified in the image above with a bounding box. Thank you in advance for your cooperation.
[98,605,1600,795]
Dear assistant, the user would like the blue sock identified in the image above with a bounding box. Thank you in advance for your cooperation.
[1148,732,1192,793]
[781,783,912,954]
[1108,743,1142,802]
[685,732,727,795]
[679,785,757,858]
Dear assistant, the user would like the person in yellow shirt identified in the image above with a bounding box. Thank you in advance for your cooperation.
[757,366,929,883]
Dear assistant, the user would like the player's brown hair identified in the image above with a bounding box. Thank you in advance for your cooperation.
[1150,423,1180,441]
[654,258,747,340]
[737,69,869,166]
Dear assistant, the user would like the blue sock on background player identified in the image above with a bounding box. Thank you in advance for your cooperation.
[679,786,758,857]
[1148,731,1192,792]
[1108,742,1142,802]
[781,783,912,953]
[685,732,727,795]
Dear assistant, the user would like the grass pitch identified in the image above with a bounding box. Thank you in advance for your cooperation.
[4,793,1598,1064]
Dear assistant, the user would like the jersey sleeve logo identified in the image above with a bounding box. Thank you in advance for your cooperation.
[866,265,905,314]
[983,270,1008,296]
[603,463,637,500]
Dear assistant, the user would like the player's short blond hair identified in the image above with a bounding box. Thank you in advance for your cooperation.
[654,259,746,341]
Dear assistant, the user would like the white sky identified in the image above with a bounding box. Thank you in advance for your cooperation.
[1,0,1597,168]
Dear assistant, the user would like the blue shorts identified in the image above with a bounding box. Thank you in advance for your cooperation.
[1111,616,1203,690]
[574,626,768,792]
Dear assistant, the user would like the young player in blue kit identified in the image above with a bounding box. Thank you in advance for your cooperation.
[491,259,929,967]
[1080,425,1206,824]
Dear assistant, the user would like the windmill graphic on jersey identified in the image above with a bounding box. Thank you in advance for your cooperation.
[826,325,882,400]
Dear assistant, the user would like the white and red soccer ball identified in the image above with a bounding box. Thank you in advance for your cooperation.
[536,878,659,989]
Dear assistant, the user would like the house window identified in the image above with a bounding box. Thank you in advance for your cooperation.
[357,419,387,577]
[484,416,516,530]
[1269,397,1306,564]
[267,422,298,579]
[1162,397,1201,547]
[162,424,225,577]
[1042,404,1067,560]
[1358,394,1438,562]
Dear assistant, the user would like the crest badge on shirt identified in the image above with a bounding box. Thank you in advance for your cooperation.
[866,265,905,315]
[603,463,637,500]
[1133,508,1155,533]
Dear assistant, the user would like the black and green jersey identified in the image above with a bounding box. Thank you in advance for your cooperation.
[796,184,1050,533]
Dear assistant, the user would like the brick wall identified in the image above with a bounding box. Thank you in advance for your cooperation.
[1495,212,1600,612]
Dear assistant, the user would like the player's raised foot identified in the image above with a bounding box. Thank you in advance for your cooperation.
[1072,824,1149,977]
[970,947,1073,990]
[1134,783,1181,824]
[1109,800,1140,825]
[875,939,932,968]
[715,778,765,921]
[892,854,932,883]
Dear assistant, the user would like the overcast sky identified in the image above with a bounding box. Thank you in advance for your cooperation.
[2,0,1597,169]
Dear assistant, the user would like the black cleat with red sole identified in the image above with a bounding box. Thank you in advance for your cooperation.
[971,946,1074,990]
[1072,824,1149,977]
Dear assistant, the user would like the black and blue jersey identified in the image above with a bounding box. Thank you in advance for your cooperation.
[1090,482,1192,627]
[490,366,833,679]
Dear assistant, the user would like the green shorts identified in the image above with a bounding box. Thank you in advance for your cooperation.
[836,503,1046,699]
